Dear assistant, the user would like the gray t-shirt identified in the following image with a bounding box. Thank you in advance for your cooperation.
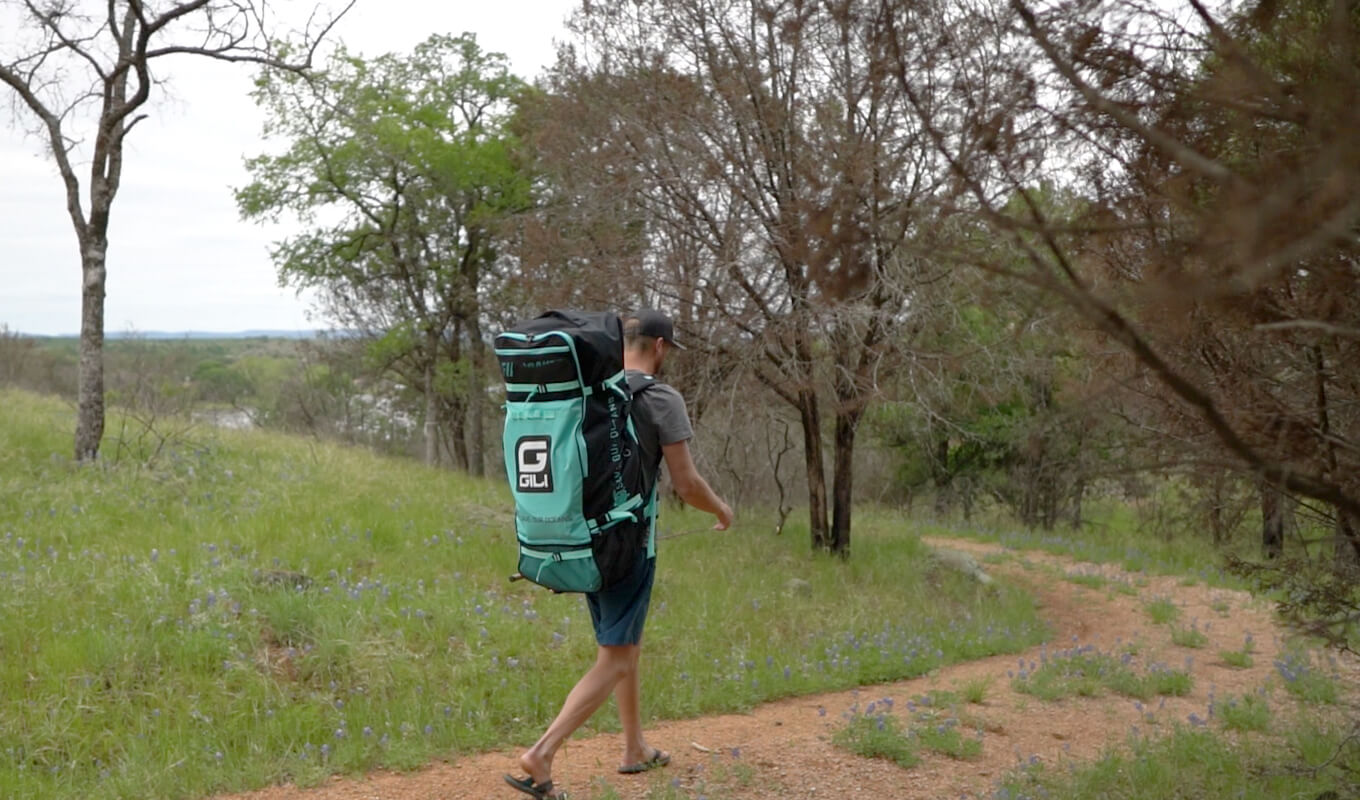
[626,369,694,555]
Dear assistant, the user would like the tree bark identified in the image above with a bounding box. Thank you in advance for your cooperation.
[1312,346,1359,570]
[422,349,439,466]
[932,436,952,515]
[798,388,830,550]
[1336,509,1360,571]
[1261,482,1284,559]
[1070,476,1086,530]
[1207,471,1227,545]
[467,317,486,477]
[74,244,108,461]
[830,407,862,557]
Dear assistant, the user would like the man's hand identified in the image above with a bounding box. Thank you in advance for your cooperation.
[713,501,735,531]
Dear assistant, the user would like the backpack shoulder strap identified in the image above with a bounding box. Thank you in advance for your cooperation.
[626,372,656,397]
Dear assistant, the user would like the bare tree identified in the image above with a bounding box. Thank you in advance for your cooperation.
[530,0,954,555]
[889,0,1359,513]
[0,0,351,461]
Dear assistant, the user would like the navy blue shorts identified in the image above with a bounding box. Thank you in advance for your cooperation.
[585,556,655,646]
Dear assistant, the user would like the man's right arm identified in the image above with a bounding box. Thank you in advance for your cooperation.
[661,439,734,530]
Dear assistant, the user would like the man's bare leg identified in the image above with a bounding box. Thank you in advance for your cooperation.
[614,644,659,767]
[518,645,633,785]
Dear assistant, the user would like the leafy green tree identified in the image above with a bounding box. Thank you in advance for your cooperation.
[191,360,255,405]
[237,34,531,472]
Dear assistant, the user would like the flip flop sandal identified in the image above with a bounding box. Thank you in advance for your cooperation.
[618,748,671,774]
[504,773,568,799]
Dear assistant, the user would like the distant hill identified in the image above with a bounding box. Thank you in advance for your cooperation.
[110,330,331,340]
[29,329,354,340]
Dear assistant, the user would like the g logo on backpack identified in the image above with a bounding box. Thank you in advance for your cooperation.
[515,436,553,493]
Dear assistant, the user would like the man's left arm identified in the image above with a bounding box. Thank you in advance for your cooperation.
[661,440,734,530]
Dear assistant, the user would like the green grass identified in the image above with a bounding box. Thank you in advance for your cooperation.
[997,723,1358,800]
[1012,648,1193,701]
[1170,624,1209,648]
[0,389,1048,800]
[905,692,984,760]
[832,691,985,769]
[1274,650,1340,704]
[832,712,919,768]
[1216,692,1272,733]
[959,676,992,704]
[1064,570,1109,589]
[1219,633,1256,669]
[913,717,983,760]
[1144,597,1181,624]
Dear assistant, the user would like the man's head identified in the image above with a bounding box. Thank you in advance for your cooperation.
[623,309,685,373]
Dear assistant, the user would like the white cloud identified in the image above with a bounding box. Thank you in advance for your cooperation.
[0,0,572,336]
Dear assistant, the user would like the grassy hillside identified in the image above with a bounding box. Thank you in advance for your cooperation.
[0,389,1046,799]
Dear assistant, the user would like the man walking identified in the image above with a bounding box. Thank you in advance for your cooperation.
[505,310,735,800]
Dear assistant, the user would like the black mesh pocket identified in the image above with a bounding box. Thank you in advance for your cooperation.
[591,519,647,590]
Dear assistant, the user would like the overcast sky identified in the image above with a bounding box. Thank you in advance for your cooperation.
[0,1,572,336]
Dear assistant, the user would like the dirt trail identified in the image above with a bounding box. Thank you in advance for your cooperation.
[218,537,1347,800]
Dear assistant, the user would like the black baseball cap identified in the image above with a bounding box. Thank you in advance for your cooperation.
[626,309,686,350]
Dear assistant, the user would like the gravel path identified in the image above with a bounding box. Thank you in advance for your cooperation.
[216,536,1350,800]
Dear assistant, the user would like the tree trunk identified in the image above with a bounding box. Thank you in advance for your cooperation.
[443,397,470,471]
[1207,471,1226,545]
[1041,469,1059,531]
[830,408,862,558]
[74,245,107,461]
[467,318,486,477]
[446,321,468,471]
[1336,509,1360,571]
[1260,482,1284,559]
[932,436,951,515]
[422,355,439,466]
[1070,476,1086,530]
[1313,347,1358,570]
[798,389,830,550]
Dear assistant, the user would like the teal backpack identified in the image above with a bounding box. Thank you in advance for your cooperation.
[495,310,654,593]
